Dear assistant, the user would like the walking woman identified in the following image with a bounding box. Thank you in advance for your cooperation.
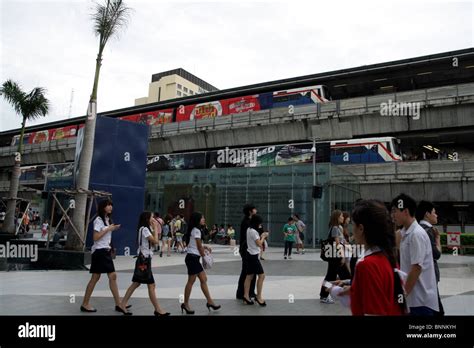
[319,209,351,304]
[160,214,172,257]
[343,200,407,315]
[181,212,221,314]
[80,199,125,313]
[120,212,170,316]
[243,214,269,306]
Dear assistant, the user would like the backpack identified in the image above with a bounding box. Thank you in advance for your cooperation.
[180,219,187,235]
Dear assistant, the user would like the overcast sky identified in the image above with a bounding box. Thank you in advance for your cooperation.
[0,0,472,131]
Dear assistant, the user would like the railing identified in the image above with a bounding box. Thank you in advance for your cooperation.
[1,82,474,156]
[150,82,474,138]
[332,159,474,181]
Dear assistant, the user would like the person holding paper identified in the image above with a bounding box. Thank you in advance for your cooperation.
[340,200,407,315]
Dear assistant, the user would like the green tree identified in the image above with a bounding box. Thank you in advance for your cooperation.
[69,0,131,250]
[0,80,49,233]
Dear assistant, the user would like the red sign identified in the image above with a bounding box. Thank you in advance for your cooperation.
[50,125,78,141]
[447,232,461,248]
[227,95,260,114]
[120,109,173,126]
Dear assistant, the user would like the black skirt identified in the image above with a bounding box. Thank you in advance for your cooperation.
[246,253,264,275]
[185,253,204,275]
[89,248,115,274]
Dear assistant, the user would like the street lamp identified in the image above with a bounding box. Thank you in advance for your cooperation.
[311,138,317,249]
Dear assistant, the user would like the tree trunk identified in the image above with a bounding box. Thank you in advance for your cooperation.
[67,53,102,251]
[2,118,26,234]
[2,159,21,234]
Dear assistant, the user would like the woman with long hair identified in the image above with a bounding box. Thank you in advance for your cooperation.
[181,212,221,314]
[344,200,407,315]
[80,199,125,313]
[319,209,351,304]
[243,214,269,306]
[120,211,169,316]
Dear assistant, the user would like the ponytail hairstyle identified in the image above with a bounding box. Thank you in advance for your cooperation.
[351,200,407,313]
[184,211,203,245]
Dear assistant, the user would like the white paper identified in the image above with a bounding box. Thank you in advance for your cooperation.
[330,285,351,308]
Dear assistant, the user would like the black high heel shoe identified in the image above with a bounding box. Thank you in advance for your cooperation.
[255,298,267,307]
[115,306,132,315]
[80,305,97,313]
[154,311,170,316]
[115,305,132,312]
[206,303,221,311]
[243,297,254,305]
[180,303,195,315]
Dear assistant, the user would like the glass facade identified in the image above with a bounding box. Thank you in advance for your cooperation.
[145,163,360,247]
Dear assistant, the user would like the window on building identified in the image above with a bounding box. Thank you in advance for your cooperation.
[183,87,188,93]
[177,84,182,90]
[177,91,182,96]
[189,91,194,95]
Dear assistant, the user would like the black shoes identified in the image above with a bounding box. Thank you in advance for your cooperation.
[255,299,267,307]
[154,311,170,316]
[115,305,132,315]
[181,303,195,315]
[80,305,97,313]
[206,303,221,311]
[243,297,254,305]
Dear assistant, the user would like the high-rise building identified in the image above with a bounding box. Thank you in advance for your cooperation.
[135,68,218,106]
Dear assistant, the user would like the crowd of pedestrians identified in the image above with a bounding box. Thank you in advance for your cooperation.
[80,192,444,316]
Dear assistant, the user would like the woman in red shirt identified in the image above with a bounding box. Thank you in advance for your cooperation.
[348,200,407,316]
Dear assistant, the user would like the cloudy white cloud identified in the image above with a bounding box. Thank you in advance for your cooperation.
[0,0,472,131]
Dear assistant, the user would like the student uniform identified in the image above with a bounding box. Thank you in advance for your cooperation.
[246,227,264,275]
[350,248,405,315]
[90,216,115,274]
[132,226,155,284]
[185,227,204,275]
[400,220,439,315]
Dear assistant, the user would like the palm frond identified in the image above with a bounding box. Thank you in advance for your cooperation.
[92,0,131,49]
[22,87,50,121]
[0,80,25,116]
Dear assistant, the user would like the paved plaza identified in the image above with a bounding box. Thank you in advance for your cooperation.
[1,244,474,316]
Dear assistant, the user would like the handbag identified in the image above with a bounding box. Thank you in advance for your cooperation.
[202,250,213,270]
[320,228,334,262]
[133,227,152,282]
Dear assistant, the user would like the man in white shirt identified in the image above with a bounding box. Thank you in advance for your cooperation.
[391,194,439,316]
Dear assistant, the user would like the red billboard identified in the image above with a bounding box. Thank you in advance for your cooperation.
[50,125,78,141]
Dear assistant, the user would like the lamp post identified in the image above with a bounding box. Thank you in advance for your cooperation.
[311,138,317,249]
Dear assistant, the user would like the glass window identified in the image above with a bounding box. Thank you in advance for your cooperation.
[177,84,182,90]
[177,91,182,96]
[183,87,188,93]
[189,91,194,95]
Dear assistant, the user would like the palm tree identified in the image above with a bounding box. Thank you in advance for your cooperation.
[69,0,131,250]
[0,80,49,234]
